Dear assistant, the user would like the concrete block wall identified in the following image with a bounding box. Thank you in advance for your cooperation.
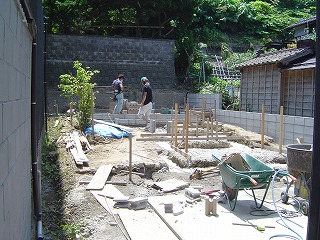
[215,109,313,146]
[0,1,33,239]
[187,93,222,110]
[46,34,177,113]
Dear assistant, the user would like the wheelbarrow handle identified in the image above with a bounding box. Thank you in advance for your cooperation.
[249,177,258,186]
[289,175,297,182]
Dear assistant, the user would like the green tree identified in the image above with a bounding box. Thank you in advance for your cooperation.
[58,61,99,131]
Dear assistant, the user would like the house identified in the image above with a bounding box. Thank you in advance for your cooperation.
[237,40,315,117]
[236,15,316,117]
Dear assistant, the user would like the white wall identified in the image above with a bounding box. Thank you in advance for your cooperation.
[215,109,313,146]
[0,1,33,239]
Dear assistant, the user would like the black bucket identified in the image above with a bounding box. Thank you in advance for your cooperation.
[286,144,312,173]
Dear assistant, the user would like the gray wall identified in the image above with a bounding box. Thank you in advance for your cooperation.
[0,1,33,239]
[215,109,313,146]
[46,34,177,113]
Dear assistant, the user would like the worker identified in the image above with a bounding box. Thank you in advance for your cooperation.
[112,74,125,114]
[138,76,153,131]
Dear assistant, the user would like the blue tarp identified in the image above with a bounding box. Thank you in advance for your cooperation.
[85,123,131,139]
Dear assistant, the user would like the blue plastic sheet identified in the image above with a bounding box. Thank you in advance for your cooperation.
[85,123,130,139]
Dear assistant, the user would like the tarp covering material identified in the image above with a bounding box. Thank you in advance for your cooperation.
[85,123,130,139]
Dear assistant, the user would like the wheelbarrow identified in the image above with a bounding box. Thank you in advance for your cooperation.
[213,153,296,211]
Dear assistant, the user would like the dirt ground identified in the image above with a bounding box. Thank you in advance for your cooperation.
[42,116,288,240]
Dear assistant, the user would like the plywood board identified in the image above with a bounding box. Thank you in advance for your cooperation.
[70,147,83,165]
[148,191,308,240]
[117,208,179,240]
[86,165,113,190]
[90,184,126,214]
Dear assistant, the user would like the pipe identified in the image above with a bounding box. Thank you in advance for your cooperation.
[31,39,44,240]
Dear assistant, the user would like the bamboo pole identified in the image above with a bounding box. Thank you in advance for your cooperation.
[185,103,189,153]
[279,106,284,154]
[261,104,265,149]
[129,133,132,181]
[174,103,178,147]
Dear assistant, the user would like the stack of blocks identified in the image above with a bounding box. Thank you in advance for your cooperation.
[127,101,139,114]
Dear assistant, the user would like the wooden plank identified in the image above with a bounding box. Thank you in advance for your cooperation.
[70,147,83,166]
[140,132,230,137]
[86,165,113,190]
[90,184,126,214]
[73,132,89,163]
[118,209,179,240]
[136,136,243,141]
[94,119,133,131]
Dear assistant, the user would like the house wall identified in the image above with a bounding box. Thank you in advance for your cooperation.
[0,0,33,239]
[215,109,313,146]
[282,68,315,117]
[240,64,280,114]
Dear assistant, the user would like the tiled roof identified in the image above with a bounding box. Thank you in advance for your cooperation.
[236,48,314,69]
[285,16,316,30]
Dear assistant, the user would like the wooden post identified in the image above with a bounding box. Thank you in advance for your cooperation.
[196,114,199,137]
[215,121,218,139]
[185,104,189,153]
[214,99,217,121]
[70,102,73,126]
[202,96,205,125]
[174,103,178,147]
[261,104,265,149]
[129,133,132,181]
[206,118,209,140]
[91,91,94,137]
[279,106,284,154]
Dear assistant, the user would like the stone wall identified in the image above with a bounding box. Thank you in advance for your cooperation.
[46,34,177,113]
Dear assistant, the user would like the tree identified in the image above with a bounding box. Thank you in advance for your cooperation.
[58,61,99,131]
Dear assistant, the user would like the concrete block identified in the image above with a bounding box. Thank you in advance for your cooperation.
[304,118,314,127]
[294,117,305,125]
[164,202,173,213]
[129,197,148,210]
[185,187,201,199]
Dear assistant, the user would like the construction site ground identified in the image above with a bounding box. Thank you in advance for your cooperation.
[42,116,308,240]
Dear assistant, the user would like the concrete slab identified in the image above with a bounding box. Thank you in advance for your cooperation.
[148,188,307,240]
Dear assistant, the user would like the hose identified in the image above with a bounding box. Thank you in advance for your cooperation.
[269,170,304,240]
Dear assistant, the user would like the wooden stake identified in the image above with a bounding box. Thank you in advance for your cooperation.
[185,104,189,153]
[70,102,73,126]
[279,106,284,154]
[91,91,94,137]
[129,133,132,181]
[214,99,217,121]
[174,103,178,147]
[206,118,209,140]
[261,104,265,149]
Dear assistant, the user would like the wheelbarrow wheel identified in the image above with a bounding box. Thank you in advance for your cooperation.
[301,201,309,216]
[281,191,289,204]
[222,181,236,201]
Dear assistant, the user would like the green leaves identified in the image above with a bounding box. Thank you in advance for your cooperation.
[58,61,99,131]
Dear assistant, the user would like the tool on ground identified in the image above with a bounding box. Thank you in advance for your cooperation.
[232,222,275,231]
[189,167,219,179]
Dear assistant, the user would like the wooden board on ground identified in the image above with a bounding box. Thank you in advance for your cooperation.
[117,208,179,240]
[86,165,113,190]
[148,192,308,240]
[73,132,89,163]
[94,119,133,132]
[90,184,126,214]
[70,147,83,166]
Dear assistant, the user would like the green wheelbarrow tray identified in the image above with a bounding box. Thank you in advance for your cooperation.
[213,153,293,211]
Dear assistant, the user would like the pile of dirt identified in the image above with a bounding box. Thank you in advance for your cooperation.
[41,116,287,240]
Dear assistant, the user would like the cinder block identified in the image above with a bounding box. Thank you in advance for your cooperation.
[185,187,201,199]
